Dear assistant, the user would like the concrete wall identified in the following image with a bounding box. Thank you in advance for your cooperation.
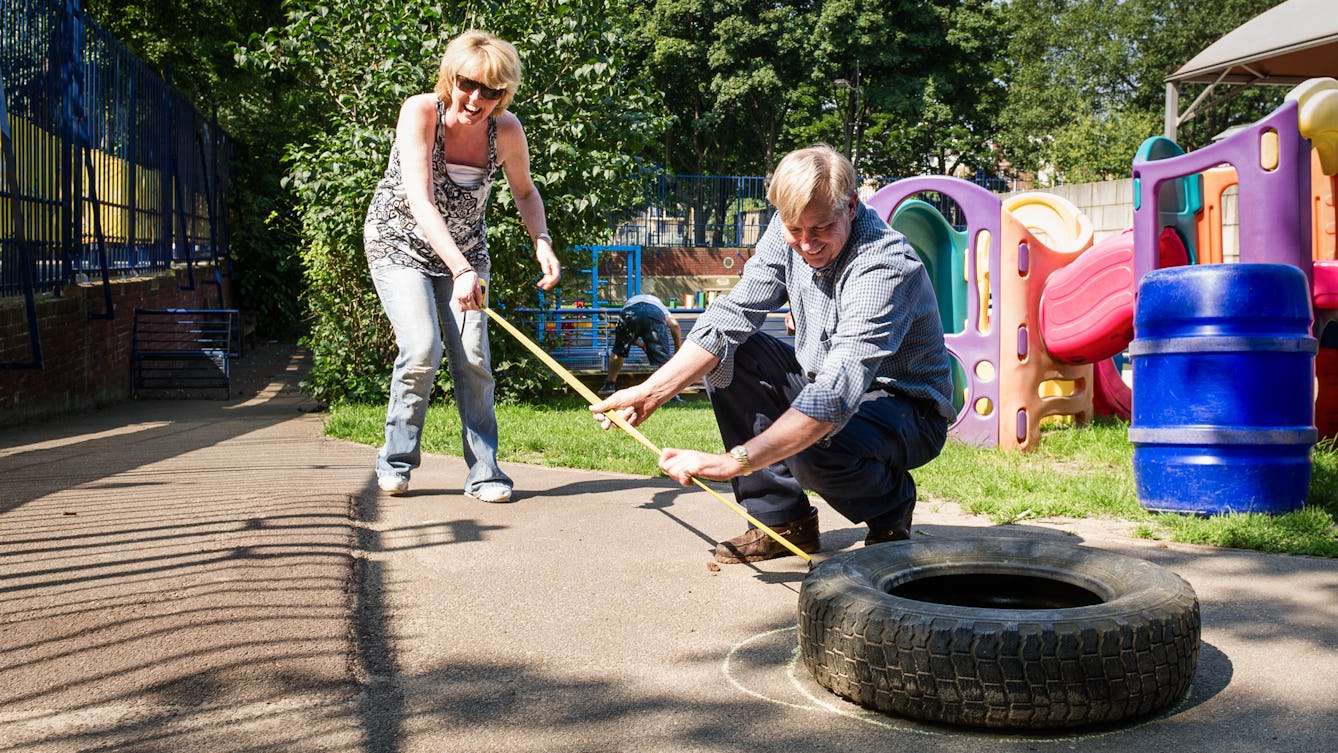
[0,267,233,426]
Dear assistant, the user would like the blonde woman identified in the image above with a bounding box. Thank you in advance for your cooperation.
[365,30,560,500]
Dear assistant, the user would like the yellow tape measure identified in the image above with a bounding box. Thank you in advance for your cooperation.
[481,302,811,562]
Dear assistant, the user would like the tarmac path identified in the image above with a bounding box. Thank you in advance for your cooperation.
[2,341,1336,752]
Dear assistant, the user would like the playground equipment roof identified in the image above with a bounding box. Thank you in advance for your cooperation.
[1163,0,1338,139]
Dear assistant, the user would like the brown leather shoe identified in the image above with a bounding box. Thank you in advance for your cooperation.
[715,507,820,564]
[865,501,916,546]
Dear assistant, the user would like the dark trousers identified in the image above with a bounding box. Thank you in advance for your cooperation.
[611,303,674,367]
[704,332,948,527]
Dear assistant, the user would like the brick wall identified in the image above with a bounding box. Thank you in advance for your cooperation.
[641,247,754,277]
[638,247,753,306]
[586,247,755,306]
[0,267,231,426]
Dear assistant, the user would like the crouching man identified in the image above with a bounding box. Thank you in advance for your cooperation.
[591,144,954,563]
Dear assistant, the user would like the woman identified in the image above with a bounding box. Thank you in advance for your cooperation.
[364,30,560,501]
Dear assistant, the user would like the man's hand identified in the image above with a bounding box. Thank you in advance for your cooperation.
[658,447,741,485]
[590,383,661,429]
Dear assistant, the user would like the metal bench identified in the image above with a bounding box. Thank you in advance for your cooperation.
[131,308,241,397]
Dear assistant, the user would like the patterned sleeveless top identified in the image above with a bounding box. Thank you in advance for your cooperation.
[364,99,498,276]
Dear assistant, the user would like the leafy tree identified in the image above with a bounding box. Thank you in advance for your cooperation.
[744,0,1011,181]
[236,0,666,404]
[1141,0,1292,150]
[629,0,1008,241]
[1048,107,1162,183]
[807,0,950,173]
[631,0,818,177]
[997,0,1287,184]
[845,0,1010,179]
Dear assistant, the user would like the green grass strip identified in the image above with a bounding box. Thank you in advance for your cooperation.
[326,400,1338,557]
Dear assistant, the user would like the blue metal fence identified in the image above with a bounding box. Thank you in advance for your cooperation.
[1,0,231,305]
[612,175,773,248]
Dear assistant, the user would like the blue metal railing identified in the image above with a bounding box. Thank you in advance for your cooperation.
[1,0,231,300]
[612,175,772,248]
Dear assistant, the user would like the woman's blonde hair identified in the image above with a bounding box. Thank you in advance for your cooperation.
[766,145,857,222]
[434,30,522,116]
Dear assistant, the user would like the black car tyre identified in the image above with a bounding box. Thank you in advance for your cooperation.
[798,538,1200,729]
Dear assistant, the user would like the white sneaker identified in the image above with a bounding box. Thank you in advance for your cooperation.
[378,475,408,495]
[466,484,513,503]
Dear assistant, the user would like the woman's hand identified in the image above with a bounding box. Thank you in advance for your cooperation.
[535,241,560,290]
[453,270,482,310]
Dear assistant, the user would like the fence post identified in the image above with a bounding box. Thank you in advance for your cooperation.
[159,63,172,273]
[0,60,44,369]
[68,3,115,320]
[59,0,77,292]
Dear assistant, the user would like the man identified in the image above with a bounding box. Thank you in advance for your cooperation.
[597,293,682,396]
[590,145,954,564]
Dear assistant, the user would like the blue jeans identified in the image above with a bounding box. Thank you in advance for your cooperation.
[369,263,511,494]
[705,332,948,527]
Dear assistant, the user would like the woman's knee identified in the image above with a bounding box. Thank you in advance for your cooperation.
[397,335,443,370]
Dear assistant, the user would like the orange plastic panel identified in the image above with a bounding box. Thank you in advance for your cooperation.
[1195,166,1237,265]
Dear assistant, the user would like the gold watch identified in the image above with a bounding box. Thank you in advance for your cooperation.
[729,445,752,476]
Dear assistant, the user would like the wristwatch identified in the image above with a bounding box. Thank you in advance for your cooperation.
[729,445,752,476]
[535,232,553,244]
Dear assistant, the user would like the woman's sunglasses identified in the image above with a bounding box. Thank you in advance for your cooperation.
[456,76,505,101]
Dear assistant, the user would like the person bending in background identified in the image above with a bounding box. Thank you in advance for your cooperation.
[598,294,683,398]
[590,145,954,564]
[364,30,560,502]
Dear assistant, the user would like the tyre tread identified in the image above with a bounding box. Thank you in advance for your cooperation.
[797,539,1201,729]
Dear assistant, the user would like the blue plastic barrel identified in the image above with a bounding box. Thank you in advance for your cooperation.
[1128,264,1317,515]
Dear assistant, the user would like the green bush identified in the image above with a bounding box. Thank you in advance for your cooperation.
[237,0,667,405]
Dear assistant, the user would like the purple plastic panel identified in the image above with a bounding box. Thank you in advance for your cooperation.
[868,177,1002,447]
[1133,101,1313,286]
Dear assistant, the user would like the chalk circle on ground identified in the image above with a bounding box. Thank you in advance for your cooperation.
[798,537,1201,730]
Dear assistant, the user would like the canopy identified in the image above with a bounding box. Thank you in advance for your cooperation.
[1164,0,1338,138]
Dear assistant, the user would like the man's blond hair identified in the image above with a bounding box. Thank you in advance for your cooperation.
[766,145,857,222]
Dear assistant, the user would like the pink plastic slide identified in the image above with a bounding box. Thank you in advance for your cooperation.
[1039,227,1189,364]
[1039,227,1188,419]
